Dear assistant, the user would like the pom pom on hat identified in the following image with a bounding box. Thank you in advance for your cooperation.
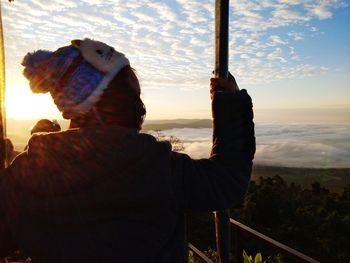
[21,38,130,119]
[22,50,53,93]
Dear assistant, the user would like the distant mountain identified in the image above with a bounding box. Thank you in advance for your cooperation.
[142,119,212,132]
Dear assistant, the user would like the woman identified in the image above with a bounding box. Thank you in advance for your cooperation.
[0,38,255,262]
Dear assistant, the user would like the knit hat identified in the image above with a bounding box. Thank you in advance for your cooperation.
[22,38,130,119]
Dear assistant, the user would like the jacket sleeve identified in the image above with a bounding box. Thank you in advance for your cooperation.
[171,89,255,212]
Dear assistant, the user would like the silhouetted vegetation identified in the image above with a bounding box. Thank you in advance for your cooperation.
[252,165,350,193]
[152,130,185,152]
[188,175,350,263]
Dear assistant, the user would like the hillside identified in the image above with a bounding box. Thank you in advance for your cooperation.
[252,165,350,193]
[141,119,212,132]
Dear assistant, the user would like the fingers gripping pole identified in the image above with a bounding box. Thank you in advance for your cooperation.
[214,1,231,263]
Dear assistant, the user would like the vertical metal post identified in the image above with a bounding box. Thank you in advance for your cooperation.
[0,3,7,171]
[215,0,229,80]
[214,0,230,263]
[234,226,242,263]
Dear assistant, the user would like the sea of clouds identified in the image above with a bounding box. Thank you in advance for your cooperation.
[158,123,350,168]
[8,120,350,168]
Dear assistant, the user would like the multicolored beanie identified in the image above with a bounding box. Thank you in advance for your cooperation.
[22,38,130,119]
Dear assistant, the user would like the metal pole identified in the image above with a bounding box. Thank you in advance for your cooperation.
[214,0,230,263]
[214,0,229,80]
[0,3,7,171]
[234,226,243,263]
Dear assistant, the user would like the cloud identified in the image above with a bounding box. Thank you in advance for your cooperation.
[183,142,211,159]
[310,4,333,20]
[271,8,309,23]
[267,48,287,63]
[148,2,178,22]
[255,141,350,168]
[268,35,288,46]
[176,0,213,23]
[79,0,109,6]
[277,0,303,5]
[254,123,350,167]
[2,0,347,94]
[31,0,78,11]
[255,53,265,59]
[52,15,93,31]
[288,31,304,41]
[154,124,350,168]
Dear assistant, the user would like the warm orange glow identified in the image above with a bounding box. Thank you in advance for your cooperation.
[5,86,61,120]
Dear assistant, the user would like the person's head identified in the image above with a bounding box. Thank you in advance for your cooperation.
[21,38,146,131]
[70,65,146,130]
[31,119,61,135]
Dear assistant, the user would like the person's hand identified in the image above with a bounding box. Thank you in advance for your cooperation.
[210,72,239,99]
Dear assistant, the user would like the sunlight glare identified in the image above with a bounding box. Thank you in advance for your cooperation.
[5,86,61,120]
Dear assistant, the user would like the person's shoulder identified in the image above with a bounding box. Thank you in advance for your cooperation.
[138,133,172,156]
[28,129,72,143]
[27,129,78,155]
[138,132,172,151]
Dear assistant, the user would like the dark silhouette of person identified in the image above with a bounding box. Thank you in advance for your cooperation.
[31,119,61,135]
[0,38,255,262]
[23,119,62,152]
[4,138,20,166]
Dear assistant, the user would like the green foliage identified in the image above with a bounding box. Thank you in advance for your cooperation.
[188,248,218,263]
[232,175,350,263]
[243,250,272,263]
[188,250,195,263]
[188,175,350,263]
[204,247,218,262]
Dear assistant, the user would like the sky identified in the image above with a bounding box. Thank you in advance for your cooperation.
[1,0,350,121]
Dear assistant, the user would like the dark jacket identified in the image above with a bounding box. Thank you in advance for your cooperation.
[0,90,255,262]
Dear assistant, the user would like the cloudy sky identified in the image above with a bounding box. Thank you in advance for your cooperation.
[2,0,350,121]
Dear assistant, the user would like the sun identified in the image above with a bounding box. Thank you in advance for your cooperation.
[5,85,61,120]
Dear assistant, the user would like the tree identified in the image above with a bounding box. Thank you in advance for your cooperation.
[152,130,185,152]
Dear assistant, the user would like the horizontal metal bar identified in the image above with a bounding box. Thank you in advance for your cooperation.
[230,218,320,263]
[188,243,214,263]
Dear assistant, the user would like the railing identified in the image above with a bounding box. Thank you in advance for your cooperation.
[189,243,214,263]
[231,219,320,263]
[189,218,320,263]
